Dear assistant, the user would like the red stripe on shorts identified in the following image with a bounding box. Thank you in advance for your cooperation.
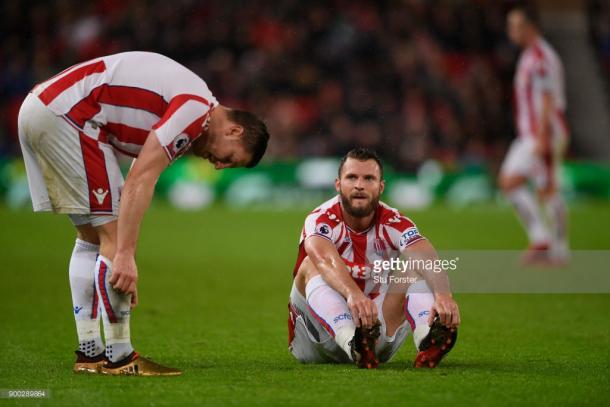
[79,133,113,214]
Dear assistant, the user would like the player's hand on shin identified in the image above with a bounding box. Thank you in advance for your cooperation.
[130,288,138,308]
[110,252,138,296]
[429,294,460,329]
[347,291,378,328]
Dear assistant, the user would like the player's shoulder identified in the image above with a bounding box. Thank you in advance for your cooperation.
[527,38,560,67]
[305,196,342,224]
[377,201,418,230]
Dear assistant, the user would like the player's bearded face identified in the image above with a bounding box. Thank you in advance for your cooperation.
[337,159,383,218]
[339,187,380,217]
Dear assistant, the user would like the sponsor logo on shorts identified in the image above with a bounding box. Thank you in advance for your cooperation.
[93,188,109,205]
[74,306,83,314]
[418,310,430,318]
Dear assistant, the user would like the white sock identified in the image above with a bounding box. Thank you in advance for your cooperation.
[405,280,435,349]
[544,193,569,253]
[95,255,134,362]
[507,186,549,245]
[69,239,104,358]
[305,275,356,359]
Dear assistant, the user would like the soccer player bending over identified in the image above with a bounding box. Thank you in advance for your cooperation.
[18,52,269,375]
[288,148,460,368]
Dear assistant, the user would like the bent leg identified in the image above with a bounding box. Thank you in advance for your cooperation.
[382,273,434,349]
[292,257,355,361]
[93,219,134,363]
[499,139,549,246]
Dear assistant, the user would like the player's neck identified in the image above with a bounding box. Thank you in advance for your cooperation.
[524,32,540,49]
[341,209,376,233]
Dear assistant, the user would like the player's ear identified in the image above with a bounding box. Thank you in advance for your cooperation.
[226,124,244,140]
[335,177,341,193]
[380,179,385,195]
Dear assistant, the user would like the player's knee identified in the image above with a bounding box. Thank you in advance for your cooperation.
[295,256,320,296]
[499,175,522,193]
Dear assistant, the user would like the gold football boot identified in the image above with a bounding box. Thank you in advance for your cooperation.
[73,351,106,374]
[100,352,182,376]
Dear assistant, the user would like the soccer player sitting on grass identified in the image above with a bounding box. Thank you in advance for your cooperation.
[288,148,460,368]
[18,51,269,376]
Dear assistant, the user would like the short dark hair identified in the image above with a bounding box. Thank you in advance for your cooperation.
[509,3,540,28]
[227,109,269,168]
[338,148,384,179]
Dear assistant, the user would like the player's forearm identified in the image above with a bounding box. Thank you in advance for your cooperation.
[403,241,453,297]
[315,257,363,299]
[116,175,156,257]
[537,92,553,150]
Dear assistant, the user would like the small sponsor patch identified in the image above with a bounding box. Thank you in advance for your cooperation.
[399,227,420,249]
[315,223,332,237]
[172,134,190,154]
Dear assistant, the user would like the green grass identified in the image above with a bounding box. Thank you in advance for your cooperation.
[0,202,609,406]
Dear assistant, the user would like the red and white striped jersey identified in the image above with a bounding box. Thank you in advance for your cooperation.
[293,196,426,298]
[31,51,217,161]
[514,37,569,140]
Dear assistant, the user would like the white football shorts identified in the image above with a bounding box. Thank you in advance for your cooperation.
[18,93,122,224]
[500,136,566,189]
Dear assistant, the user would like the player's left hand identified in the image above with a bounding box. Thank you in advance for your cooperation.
[429,294,460,329]
[110,253,138,296]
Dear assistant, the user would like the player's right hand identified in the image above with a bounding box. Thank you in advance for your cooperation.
[346,291,378,328]
[110,253,138,296]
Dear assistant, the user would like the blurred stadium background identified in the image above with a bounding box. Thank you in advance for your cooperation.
[1,1,609,405]
[1,0,609,211]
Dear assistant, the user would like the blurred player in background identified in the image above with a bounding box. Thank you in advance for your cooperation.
[18,51,269,375]
[500,6,570,265]
[288,148,460,369]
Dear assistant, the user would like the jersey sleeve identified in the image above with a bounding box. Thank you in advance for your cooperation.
[302,211,339,243]
[152,94,211,161]
[384,213,426,253]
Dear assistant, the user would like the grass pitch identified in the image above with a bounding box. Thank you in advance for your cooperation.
[0,202,609,406]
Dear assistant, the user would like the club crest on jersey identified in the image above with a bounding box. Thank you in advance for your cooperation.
[315,223,332,237]
[374,238,387,255]
[399,227,419,248]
